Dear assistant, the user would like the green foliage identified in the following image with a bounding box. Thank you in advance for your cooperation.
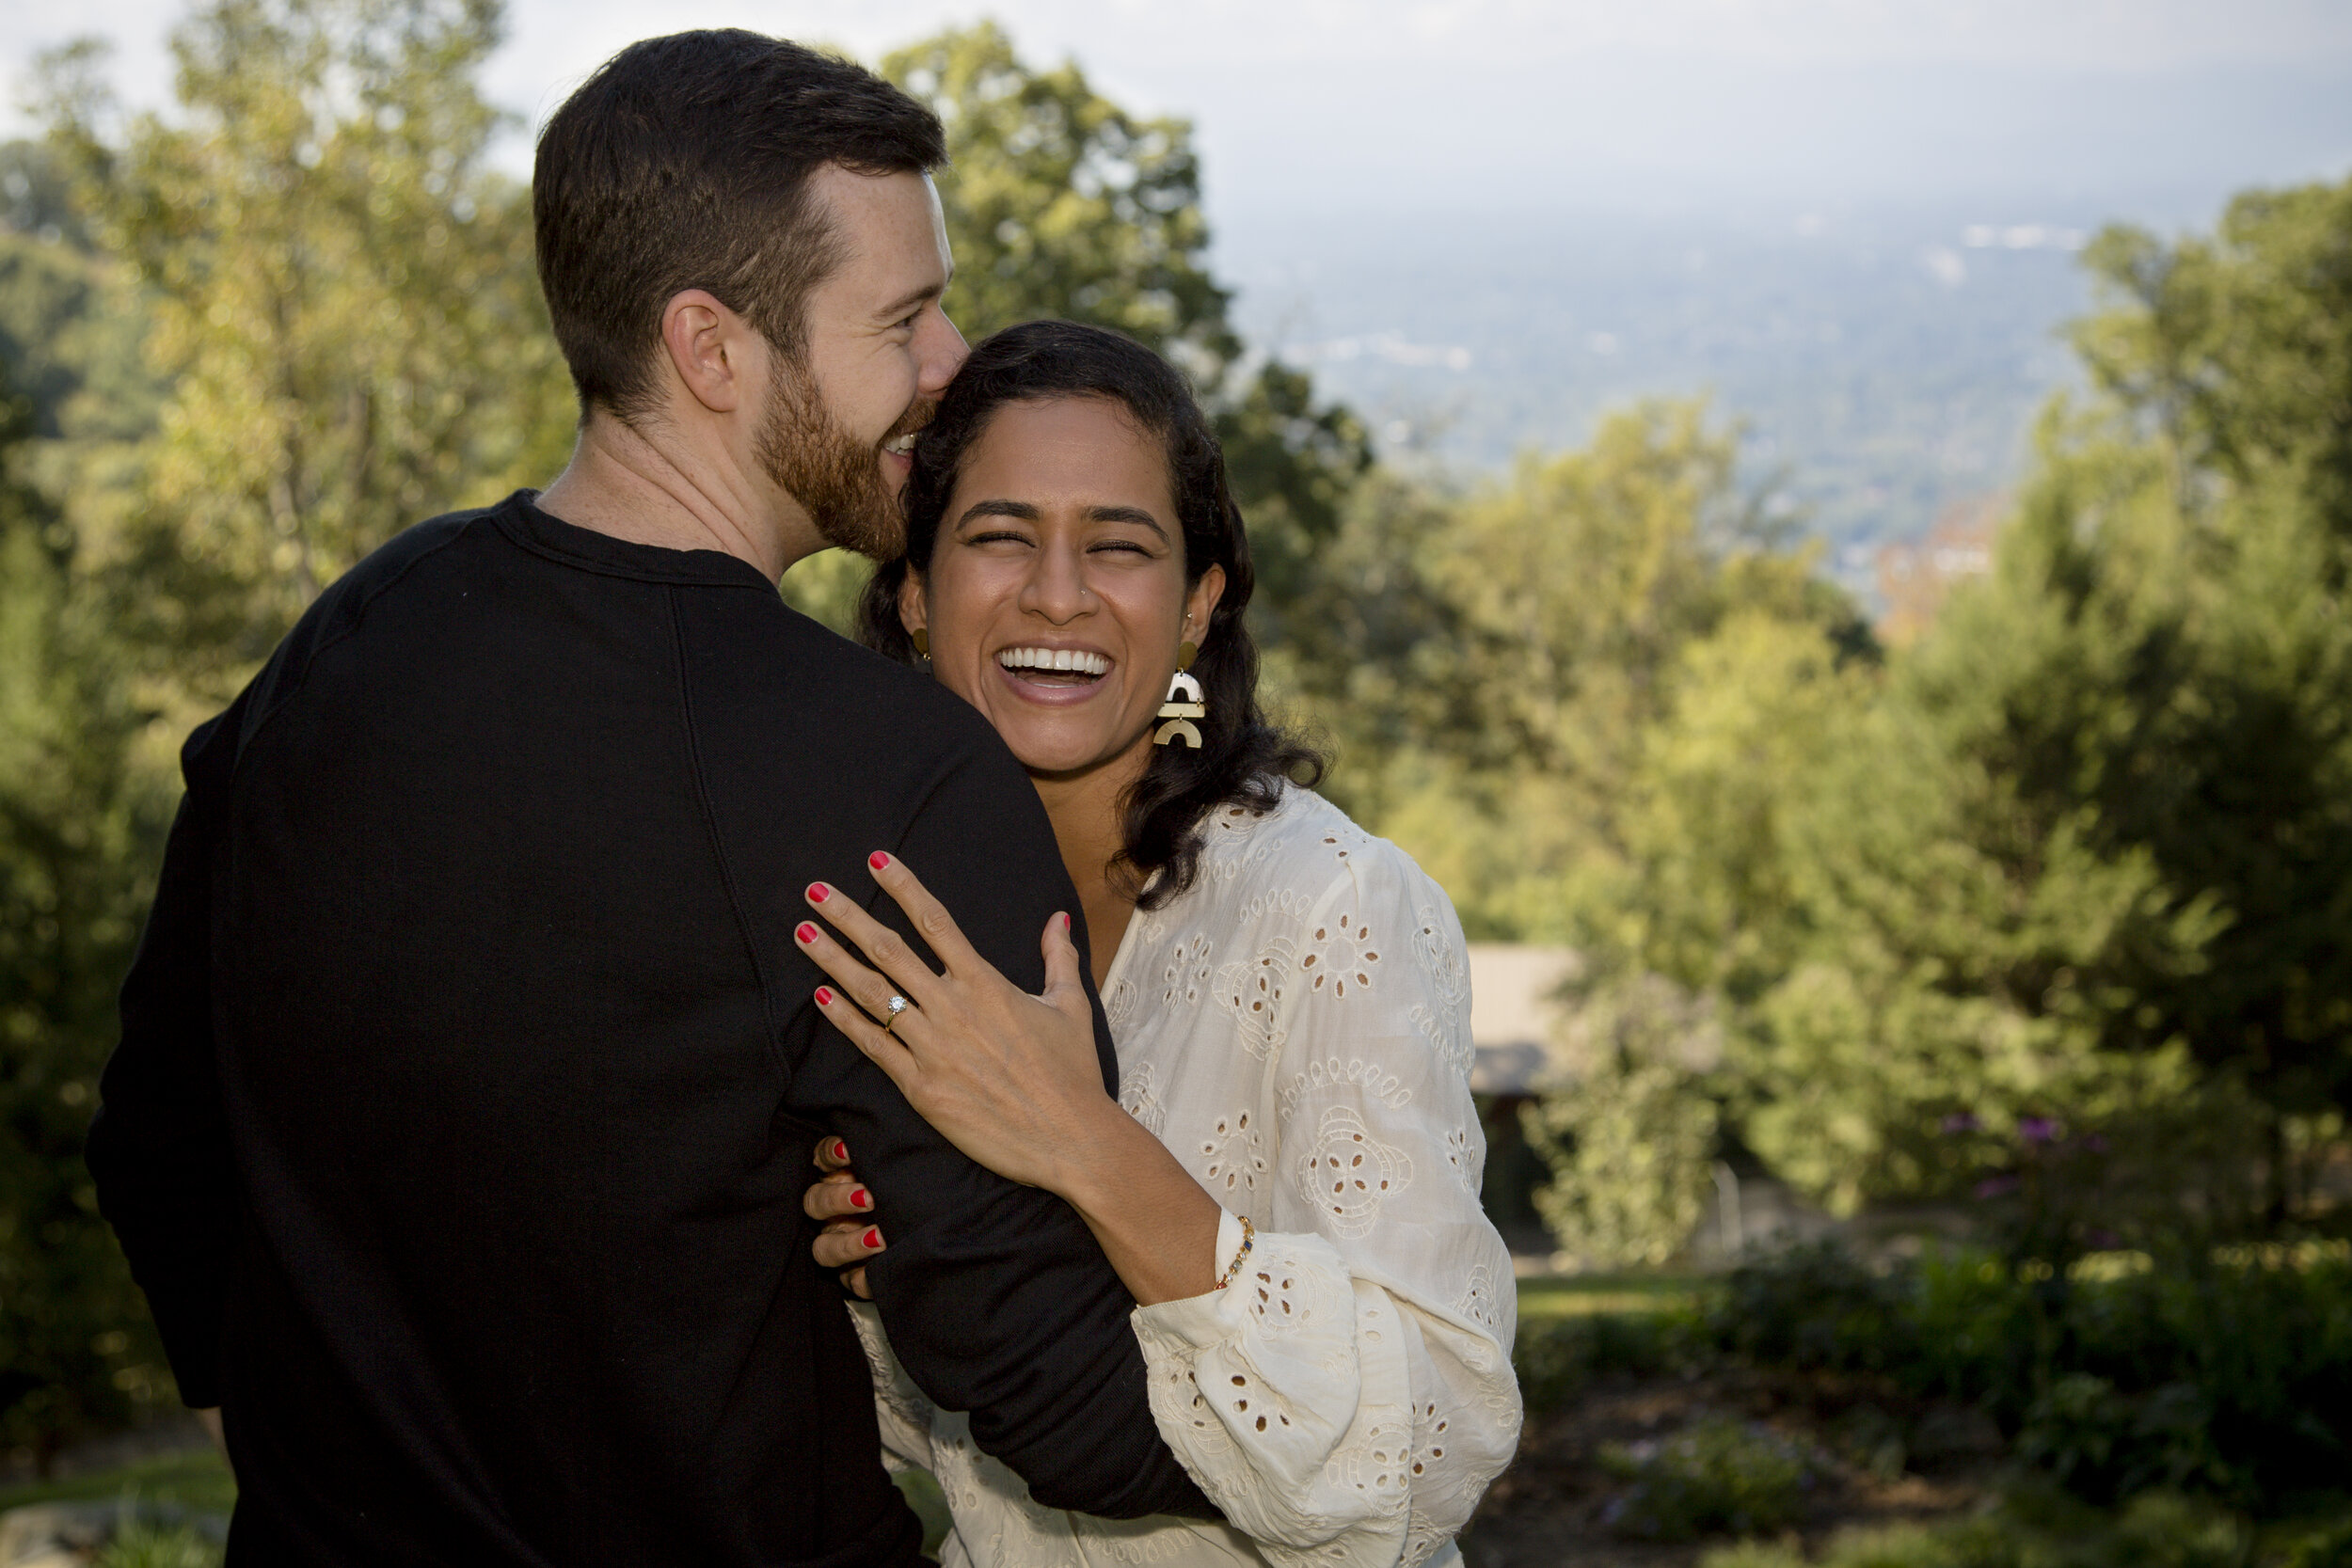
[1795,180,2352,1201]
[0,384,175,1457]
[97,1517,223,1568]
[1490,175,2352,1247]
[40,0,574,692]
[1709,1242,2352,1517]
[2073,181,2352,534]
[881,22,1229,364]
[1289,400,1860,1261]
[1701,1488,2269,1568]
[1511,1299,1709,1415]
[1521,988,1722,1268]
[1601,1416,1824,1542]
[1292,401,1849,942]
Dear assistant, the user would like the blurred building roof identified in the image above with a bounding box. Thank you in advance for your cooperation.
[1467,944,1579,1096]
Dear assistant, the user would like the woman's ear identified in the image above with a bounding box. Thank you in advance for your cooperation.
[897,570,929,643]
[1185,564,1227,644]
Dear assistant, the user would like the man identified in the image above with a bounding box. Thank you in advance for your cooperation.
[87,30,1213,1564]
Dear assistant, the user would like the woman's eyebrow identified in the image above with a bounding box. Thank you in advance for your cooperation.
[1087,505,1168,538]
[954,499,1041,526]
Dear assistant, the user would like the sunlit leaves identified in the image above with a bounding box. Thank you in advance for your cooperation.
[40,0,574,695]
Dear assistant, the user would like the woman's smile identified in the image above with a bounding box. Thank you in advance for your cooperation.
[993,642,1116,705]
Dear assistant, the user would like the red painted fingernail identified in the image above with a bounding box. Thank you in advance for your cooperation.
[862,1227,882,1249]
[868,851,891,871]
[831,1138,849,1163]
[1060,911,1072,931]
[850,1187,871,1210]
[796,922,818,943]
[815,986,834,1006]
[806,883,829,903]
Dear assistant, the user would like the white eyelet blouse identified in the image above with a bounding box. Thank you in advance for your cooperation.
[851,784,1523,1568]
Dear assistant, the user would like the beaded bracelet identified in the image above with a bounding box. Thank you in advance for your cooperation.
[1213,1215,1256,1291]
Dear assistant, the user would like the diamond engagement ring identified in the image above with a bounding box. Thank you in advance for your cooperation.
[882,994,910,1033]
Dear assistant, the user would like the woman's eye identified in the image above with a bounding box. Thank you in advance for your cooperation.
[1089,539,1153,557]
[966,531,1032,547]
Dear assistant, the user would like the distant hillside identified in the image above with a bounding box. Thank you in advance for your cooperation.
[1215,198,2124,589]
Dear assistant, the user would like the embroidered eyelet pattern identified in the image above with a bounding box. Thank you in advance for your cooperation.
[1278,1057,1412,1125]
[1215,939,1295,1062]
[1444,1127,1479,1194]
[1297,911,1379,997]
[1119,1062,1167,1137]
[1200,1110,1268,1194]
[1331,1412,1413,1501]
[1410,905,1469,1020]
[1161,933,1215,1007]
[1104,974,1138,1031]
[1454,1264,1500,1329]
[1297,1104,1414,1236]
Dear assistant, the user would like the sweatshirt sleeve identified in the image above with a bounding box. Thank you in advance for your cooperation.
[85,697,249,1409]
[783,738,1217,1523]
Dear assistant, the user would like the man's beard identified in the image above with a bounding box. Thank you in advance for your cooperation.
[756,356,930,562]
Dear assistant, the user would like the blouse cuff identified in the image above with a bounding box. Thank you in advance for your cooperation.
[1132,1209,1252,1351]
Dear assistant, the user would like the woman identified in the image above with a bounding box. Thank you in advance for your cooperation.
[793,321,1519,1567]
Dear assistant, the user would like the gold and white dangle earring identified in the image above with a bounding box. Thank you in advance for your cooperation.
[911,627,933,676]
[1154,626,1205,748]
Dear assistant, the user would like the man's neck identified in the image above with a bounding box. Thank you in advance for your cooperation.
[535,411,825,582]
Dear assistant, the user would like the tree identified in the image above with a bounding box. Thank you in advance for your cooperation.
[1541,179,2352,1239]
[1288,400,1855,942]
[0,384,175,1465]
[40,0,574,701]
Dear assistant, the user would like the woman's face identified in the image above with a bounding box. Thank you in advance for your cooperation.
[903,395,1225,782]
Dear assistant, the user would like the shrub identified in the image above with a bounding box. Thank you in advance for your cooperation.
[1513,1302,1710,1415]
[1708,1242,2352,1516]
[1600,1416,1823,1541]
[1699,1487,2265,1568]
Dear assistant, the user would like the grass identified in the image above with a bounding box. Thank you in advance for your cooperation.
[0,1449,237,1516]
[0,1441,956,1560]
[1518,1269,1705,1322]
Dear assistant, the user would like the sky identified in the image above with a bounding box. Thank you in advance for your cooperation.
[11,0,2352,221]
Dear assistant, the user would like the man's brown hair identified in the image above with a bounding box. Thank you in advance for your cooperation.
[533,30,946,420]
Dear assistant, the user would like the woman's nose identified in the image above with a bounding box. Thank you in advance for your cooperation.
[1018,543,1091,623]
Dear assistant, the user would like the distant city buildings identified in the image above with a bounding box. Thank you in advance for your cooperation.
[1876,495,2002,643]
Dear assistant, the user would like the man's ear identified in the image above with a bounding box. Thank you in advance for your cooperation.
[897,570,929,641]
[660,289,750,415]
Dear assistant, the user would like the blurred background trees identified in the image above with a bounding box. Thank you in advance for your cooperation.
[2,0,2348,1495]
[38,0,572,709]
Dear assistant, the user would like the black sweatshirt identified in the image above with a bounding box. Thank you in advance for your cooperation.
[86,492,1212,1565]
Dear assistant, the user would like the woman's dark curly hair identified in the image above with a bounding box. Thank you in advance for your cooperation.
[859,319,1324,910]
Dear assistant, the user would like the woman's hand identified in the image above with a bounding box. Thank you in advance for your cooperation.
[796,853,1116,1194]
[804,1135,886,1298]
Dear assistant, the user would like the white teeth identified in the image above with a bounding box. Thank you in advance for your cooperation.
[883,434,916,455]
[997,647,1108,675]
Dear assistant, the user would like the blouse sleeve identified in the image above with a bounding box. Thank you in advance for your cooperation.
[1128,845,1523,1567]
[848,1299,939,1475]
